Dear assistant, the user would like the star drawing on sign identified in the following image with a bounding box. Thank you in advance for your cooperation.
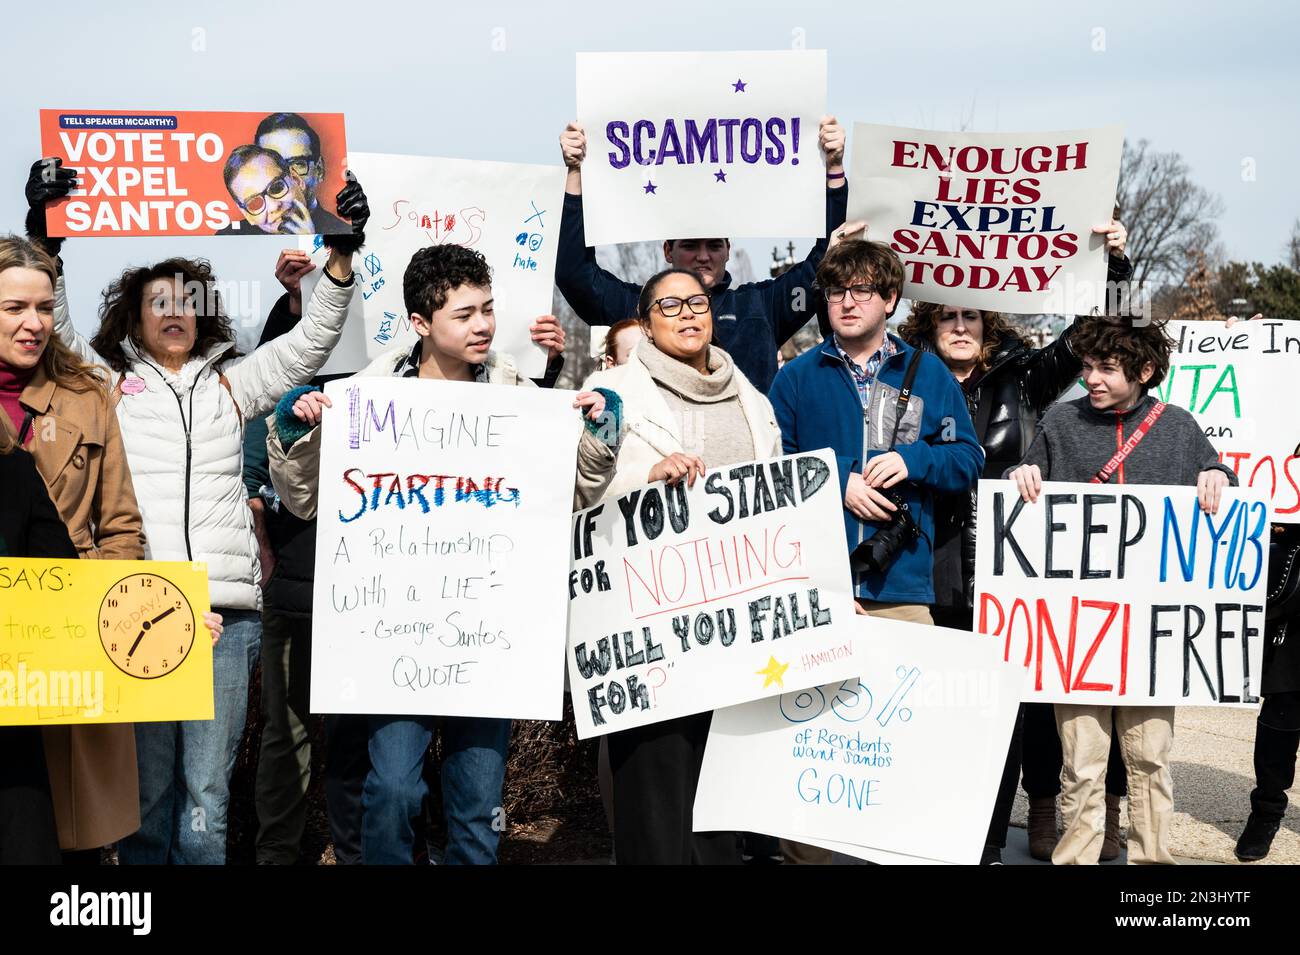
[714,169,727,183]
[755,655,790,690]
[732,78,747,92]
[643,180,657,194]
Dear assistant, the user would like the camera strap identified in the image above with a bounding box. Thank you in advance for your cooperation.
[886,347,925,451]
[17,411,33,446]
[1089,400,1167,484]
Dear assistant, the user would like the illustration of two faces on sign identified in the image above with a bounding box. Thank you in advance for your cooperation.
[216,112,350,236]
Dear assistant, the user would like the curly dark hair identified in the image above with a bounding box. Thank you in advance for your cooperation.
[1070,317,1175,389]
[897,301,1029,371]
[403,245,493,319]
[815,240,905,318]
[91,258,239,373]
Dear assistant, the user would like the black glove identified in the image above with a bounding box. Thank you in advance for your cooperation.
[24,157,78,258]
[322,171,369,255]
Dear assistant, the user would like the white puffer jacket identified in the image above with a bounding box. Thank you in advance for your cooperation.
[53,271,356,610]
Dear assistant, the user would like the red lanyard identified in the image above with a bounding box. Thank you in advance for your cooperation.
[1090,401,1166,484]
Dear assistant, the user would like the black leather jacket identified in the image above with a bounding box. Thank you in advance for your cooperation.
[930,324,1085,610]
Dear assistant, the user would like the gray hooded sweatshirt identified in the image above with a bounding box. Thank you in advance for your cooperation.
[1008,393,1237,488]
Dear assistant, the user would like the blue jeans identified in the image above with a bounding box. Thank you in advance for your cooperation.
[118,608,261,865]
[362,716,511,865]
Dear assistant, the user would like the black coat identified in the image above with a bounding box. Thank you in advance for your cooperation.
[1263,525,1300,696]
[0,447,75,865]
[0,447,77,560]
[930,324,1084,610]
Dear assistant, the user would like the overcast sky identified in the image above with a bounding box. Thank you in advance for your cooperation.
[4,0,1295,345]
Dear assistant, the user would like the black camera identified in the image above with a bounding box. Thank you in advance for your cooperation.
[850,489,919,575]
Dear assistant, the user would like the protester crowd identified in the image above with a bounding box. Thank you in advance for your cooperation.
[1,110,1297,868]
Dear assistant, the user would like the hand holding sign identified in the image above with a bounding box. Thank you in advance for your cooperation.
[529,314,565,362]
[1092,219,1127,257]
[291,389,331,427]
[819,114,845,169]
[560,122,587,169]
[322,170,370,254]
[648,452,706,488]
[203,611,223,646]
[1008,463,1044,503]
[23,157,77,254]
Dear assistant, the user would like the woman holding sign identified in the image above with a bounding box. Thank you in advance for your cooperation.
[582,267,783,865]
[26,161,369,865]
[0,232,147,862]
[897,223,1132,864]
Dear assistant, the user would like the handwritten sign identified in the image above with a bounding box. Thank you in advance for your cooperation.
[1060,321,1300,522]
[304,152,565,379]
[973,480,1268,707]
[575,51,827,245]
[566,450,858,738]
[694,615,1022,865]
[309,376,581,720]
[848,123,1123,314]
[40,109,348,237]
[0,558,213,726]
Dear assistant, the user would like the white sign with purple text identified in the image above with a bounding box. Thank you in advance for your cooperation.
[576,50,827,245]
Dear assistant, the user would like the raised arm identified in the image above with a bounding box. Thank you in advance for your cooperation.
[756,116,849,346]
[266,387,325,522]
[49,273,108,369]
[554,122,644,327]
[227,174,369,418]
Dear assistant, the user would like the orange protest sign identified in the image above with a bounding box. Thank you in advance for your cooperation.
[38,109,349,237]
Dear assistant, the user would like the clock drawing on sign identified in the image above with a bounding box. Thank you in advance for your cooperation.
[98,573,196,679]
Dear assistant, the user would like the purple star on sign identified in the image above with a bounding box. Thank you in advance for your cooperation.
[714,169,727,182]
[733,78,747,92]
[643,180,657,194]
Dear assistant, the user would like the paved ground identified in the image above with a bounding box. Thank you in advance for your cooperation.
[1005,705,1298,865]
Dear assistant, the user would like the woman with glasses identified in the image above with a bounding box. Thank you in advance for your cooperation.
[219,145,313,236]
[581,267,783,864]
[896,217,1131,865]
[25,159,369,864]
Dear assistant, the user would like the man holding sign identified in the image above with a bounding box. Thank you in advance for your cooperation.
[556,113,847,394]
[1005,317,1236,865]
[268,244,616,865]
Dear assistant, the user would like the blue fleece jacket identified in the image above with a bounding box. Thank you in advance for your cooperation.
[555,185,848,394]
[769,333,984,604]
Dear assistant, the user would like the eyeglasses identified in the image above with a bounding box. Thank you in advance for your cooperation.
[652,294,711,318]
[823,284,879,304]
[238,177,291,215]
[284,157,316,178]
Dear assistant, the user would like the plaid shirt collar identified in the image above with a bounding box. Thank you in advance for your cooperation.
[399,341,489,383]
[833,333,897,405]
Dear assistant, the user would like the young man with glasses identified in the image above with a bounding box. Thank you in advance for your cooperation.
[767,239,981,865]
[769,239,982,622]
[555,117,849,394]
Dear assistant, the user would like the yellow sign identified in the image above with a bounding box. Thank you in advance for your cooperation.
[0,559,214,725]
